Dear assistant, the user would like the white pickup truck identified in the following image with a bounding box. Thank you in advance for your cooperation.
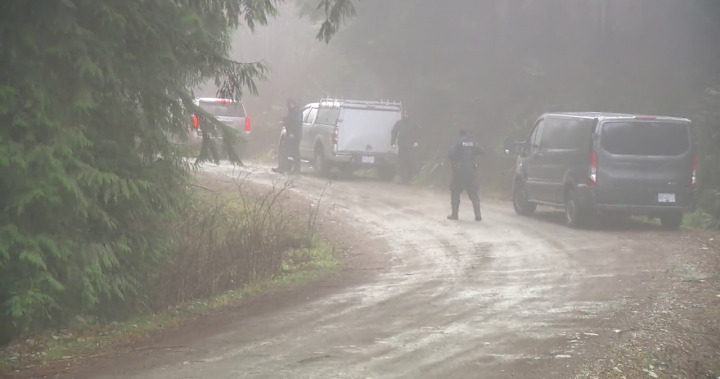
[279,98,402,180]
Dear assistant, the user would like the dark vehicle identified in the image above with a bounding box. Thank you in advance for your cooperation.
[504,113,696,229]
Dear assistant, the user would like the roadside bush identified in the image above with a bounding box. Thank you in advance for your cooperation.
[0,173,330,346]
[151,178,315,308]
[686,87,720,229]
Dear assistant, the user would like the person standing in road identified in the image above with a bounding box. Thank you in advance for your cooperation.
[447,130,485,221]
[272,98,303,174]
[391,109,421,183]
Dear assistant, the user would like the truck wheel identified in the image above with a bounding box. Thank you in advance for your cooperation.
[513,181,536,216]
[313,148,331,178]
[378,165,396,182]
[660,212,683,230]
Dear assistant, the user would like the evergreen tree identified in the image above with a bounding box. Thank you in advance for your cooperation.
[0,0,353,340]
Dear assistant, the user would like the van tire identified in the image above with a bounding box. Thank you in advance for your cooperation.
[513,181,537,216]
[565,188,589,228]
[378,165,396,182]
[313,148,331,178]
[660,212,683,230]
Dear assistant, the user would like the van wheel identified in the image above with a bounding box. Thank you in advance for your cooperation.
[378,165,396,182]
[513,181,537,216]
[565,188,589,228]
[313,148,331,178]
[660,212,683,230]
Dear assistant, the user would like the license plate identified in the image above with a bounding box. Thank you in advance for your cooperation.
[362,156,375,164]
[658,193,676,203]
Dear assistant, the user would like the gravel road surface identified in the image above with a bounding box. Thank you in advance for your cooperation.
[55,163,692,379]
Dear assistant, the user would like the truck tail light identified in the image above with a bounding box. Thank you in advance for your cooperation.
[192,114,199,128]
[331,128,338,145]
[245,117,251,133]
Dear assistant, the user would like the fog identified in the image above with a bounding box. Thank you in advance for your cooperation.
[208,1,717,186]
[4,1,719,376]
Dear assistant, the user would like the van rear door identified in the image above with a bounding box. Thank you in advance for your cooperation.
[596,119,694,207]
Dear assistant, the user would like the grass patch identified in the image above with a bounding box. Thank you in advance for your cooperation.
[683,210,720,230]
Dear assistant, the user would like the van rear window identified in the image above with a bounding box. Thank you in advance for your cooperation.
[600,121,690,156]
[199,101,245,117]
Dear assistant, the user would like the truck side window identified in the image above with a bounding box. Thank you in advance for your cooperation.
[316,107,340,125]
[307,108,318,125]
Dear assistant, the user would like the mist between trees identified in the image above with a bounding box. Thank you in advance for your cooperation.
[232,0,720,228]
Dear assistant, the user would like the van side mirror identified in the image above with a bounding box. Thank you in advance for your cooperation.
[504,137,523,155]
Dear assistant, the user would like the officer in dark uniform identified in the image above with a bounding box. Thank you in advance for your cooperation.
[391,110,421,183]
[272,98,303,174]
[447,130,485,221]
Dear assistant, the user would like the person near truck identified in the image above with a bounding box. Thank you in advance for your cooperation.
[447,130,485,221]
[272,98,303,174]
[391,110,421,183]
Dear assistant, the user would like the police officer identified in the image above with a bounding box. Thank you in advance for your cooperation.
[447,130,485,221]
[272,98,303,174]
[391,110,421,183]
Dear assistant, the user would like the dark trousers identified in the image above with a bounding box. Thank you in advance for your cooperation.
[278,138,301,173]
[450,168,481,216]
[398,147,416,182]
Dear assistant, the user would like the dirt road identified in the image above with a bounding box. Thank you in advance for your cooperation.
[59,164,696,379]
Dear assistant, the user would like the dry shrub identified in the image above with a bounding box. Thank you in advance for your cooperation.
[150,177,315,308]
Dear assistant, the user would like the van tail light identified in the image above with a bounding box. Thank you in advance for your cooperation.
[331,128,338,145]
[192,114,199,128]
[588,150,598,187]
[245,117,251,133]
[692,155,698,189]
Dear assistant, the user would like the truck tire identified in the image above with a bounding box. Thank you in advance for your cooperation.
[313,148,331,178]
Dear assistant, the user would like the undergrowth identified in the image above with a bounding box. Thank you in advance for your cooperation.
[0,174,336,372]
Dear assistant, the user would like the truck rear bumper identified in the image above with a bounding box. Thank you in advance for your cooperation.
[330,152,397,167]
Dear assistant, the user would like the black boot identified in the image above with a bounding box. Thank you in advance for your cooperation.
[472,200,482,221]
[447,202,459,220]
